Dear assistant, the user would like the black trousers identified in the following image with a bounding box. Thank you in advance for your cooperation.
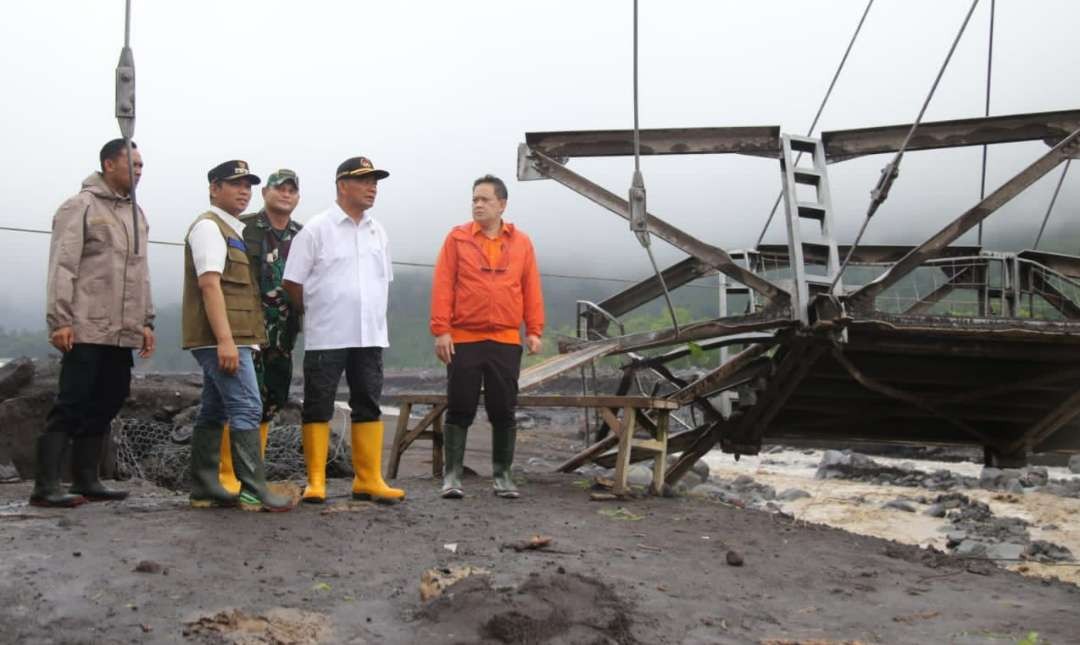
[445,341,522,429]
[45,344,133,437]
[302,347,383,423]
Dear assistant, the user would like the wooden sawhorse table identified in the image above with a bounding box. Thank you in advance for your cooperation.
[386,394,679,496]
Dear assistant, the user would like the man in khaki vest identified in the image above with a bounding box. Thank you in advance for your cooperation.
[181,160,292,512]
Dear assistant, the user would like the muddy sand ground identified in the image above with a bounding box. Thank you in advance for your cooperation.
[1,419,1078,644]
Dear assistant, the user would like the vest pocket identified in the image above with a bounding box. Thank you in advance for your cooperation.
[221,246,256,337]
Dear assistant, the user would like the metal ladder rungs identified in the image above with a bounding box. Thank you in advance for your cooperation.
[793,168,822,186]
[786,136,819,154]
[797,201,827,221]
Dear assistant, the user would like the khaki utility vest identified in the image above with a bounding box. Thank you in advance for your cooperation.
[181,212,267,349]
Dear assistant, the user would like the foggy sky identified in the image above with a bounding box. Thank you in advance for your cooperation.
[2,0,1079,330]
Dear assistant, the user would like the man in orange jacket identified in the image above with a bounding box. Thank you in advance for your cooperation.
[430,174,544,499]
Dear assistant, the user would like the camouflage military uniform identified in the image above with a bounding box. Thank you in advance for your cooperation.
[241,210,303,422]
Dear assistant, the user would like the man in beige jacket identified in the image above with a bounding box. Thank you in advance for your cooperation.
[37,138,155,508]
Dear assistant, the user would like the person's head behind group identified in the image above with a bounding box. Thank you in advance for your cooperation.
[99,138,143,197]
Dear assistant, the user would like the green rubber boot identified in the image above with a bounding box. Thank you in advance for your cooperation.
[70,433,128,501]
[441,423,468,499]
[29,432,86,508]
[189,423,239,509]
[491,424,520,499]
[230,428,294,512]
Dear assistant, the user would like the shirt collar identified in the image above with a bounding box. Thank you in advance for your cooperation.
[208,205,244,232]
[470,220,509,238]
[332,201,374,228]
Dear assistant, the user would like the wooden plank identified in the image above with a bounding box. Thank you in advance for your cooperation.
[519,341,619,391]
[432,414,444,478]
[612,406,636,497]
[650,412,669,496]
[556,433,620,473]
[386,402,413,479]
[398,404,446,456]
[390,393,680,410]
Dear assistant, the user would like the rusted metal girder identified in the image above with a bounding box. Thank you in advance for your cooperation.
[524,126,781,159]
[560,311,796,355]
[847,128,1080,311]
[1018,249,1080,280]
[588,256,713,335]
[670,344,771,405]
[522,148,791,307]
[755,244,983,266]
[822,109,1080,162]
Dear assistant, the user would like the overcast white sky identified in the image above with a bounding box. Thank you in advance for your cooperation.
[1,0,1078,328]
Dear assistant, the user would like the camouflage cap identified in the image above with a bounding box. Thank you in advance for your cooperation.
[266,168,299,189]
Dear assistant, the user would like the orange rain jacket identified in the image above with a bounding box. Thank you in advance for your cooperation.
[430,221,544,342]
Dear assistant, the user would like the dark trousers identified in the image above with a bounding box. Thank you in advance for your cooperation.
[45,344,133,437]
[255,347,293,422]
[445,341,522,429]
[302,348,383,423]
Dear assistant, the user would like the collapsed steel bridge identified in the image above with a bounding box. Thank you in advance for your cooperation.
[510,109,1080,483]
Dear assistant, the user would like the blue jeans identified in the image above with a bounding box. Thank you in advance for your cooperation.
[191,347,262,432]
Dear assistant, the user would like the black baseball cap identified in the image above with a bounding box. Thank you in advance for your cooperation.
[335,156,389,181]
[208,160,261,185]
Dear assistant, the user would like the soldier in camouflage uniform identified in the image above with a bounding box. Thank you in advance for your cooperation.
[219,169,303,494]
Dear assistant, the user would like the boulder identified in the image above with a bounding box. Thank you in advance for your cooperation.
[954,540,987,558]
[0,392,54,479]
[1068,454,1080,474]
[882,499,916,513]
[0,357,35,401]
[985,543,1025,561]
[924,503,947,518]
[777,488,811,502]
[626,464,653,488]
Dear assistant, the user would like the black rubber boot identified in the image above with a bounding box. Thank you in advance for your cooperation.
[230,428,293,512]
[70,433,129,501]
[29,432,86,508]
[189,423,239,509]
[441,423,468,499]
[492,424,520,499]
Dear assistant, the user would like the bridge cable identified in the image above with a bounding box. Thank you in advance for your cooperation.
[976,0,994,246]
[832,0,980,290]
[627,0,680,335]
[1033,159,1072,250]
[755,0,875,248]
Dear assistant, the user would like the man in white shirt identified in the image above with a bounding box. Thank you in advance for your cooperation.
[181,160,292,512]
[283,156,405,505]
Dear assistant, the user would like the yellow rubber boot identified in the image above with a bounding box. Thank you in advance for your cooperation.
[351,421,405,504]
[218,423,242,496]
[258,421,269,458]
[301,422,330,503]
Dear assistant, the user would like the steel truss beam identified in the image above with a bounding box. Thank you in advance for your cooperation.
[822,109,1080,162]
[560,311,796,355]
[520,148,791,307]
[588,256,713,335]
[525,126,781,159]
[847,127,1080,311]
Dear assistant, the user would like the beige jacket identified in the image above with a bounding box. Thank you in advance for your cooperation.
[45,172,154,348]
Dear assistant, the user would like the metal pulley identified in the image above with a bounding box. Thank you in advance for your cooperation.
[629,168,649,246]
[115,46,136,138]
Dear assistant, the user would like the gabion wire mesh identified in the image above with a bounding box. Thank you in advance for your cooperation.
[111,416,354,491]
